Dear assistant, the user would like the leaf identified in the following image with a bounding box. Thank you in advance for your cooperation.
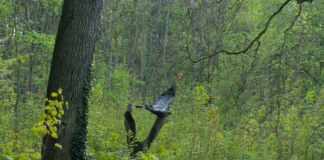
[58,88,62,94]
[54,143,62,149]
[51,111,58,117]
[45,106,51,110]
[60,110,64,115]
[0,154,13,160]
[41,114,47,119]
[51,92,58,97]
[31,127,38,135]
[51,132,58,138]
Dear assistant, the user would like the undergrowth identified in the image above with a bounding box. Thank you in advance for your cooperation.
[1,65,324,159]
[86,82,324,159]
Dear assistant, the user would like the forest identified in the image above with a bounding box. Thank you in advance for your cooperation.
[0,0,324,159]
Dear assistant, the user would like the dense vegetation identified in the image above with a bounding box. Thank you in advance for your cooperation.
[0,0,324,159]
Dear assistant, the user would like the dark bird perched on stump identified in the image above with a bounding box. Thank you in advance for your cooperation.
[136,86,175,117]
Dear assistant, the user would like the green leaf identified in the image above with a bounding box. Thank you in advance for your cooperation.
[1,154,13,160]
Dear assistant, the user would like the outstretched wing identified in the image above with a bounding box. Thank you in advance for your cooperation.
[151,86,175,111]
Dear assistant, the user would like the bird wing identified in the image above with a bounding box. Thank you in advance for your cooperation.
[151,86,175,111]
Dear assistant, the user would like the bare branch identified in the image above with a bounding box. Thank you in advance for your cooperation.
[275,3,302,134]
[123,104,170,157]
[124,104,136,146]
[143,116,167,149]
[187,0,295,63]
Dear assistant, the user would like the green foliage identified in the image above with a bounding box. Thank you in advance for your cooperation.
[0,0,324,159]
[86,85,324,159]
[137,153,158,160]
[0,92,43,160]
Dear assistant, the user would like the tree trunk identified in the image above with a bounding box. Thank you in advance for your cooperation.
[189,0,198,84]
[162,0,170,90]
[127,1,139,94]
[41,0,102,159]
[140,28,147,95]
[108,1,115,96]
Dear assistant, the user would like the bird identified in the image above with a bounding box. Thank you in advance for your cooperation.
[136,86,175,117]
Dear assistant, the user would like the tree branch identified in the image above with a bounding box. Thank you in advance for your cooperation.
[142,116,167,149]
[302,66,321,85]
[123,104,170,157]
[124,111,136,146]
[187,0,295,63]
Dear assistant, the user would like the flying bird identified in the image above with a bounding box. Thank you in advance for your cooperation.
[136,86,175,117]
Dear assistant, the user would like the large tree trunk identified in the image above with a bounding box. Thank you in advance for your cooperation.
[41,0,102,159]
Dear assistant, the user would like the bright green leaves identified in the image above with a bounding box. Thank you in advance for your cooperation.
[17,29,56,50]
[267,134,276,144]
[54,143,62,149]
[51,132,58,139]
[31,127,38,136]
[51,92,58,97]
[108,133,120,146]
[31,88,68,149]
[137,153,158,160]
[192,86,210,107]
[305,91,315,102]
[41,113,47,119]
[51,110,58,117]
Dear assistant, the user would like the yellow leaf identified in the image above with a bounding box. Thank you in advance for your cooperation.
[41,114,47,119]
[51,132,58,138]
[31,127,38,135]
[47,115,52,120]
[51,111,58,117]
[58,88,62,94]
[7,141,13,147]
[31,153,39,159]
[55,143,62,149]
[51,92,58,97]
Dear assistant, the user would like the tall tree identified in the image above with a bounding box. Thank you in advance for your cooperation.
[162,0,170,90]
[41,0,103,159]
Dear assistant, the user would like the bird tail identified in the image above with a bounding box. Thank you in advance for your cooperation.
[135,105,144,108]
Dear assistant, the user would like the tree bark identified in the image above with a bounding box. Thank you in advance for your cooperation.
[124,104,169,157]
[189,0,198,84]
[108,1,115,96]
[162,0,170,90]
[41,0,102,159]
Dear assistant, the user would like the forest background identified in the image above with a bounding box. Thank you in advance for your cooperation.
[0,0,324,159]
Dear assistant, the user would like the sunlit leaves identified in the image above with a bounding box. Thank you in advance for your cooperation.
[51,132,58,139]
[51,92,58,97]
[54,143,62,149]
[31,88,68,150]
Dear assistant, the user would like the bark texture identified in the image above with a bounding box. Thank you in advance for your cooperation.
[124,104,169,157]
[41,0,103,159]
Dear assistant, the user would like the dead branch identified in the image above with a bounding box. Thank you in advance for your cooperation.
[124,104,170,157]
